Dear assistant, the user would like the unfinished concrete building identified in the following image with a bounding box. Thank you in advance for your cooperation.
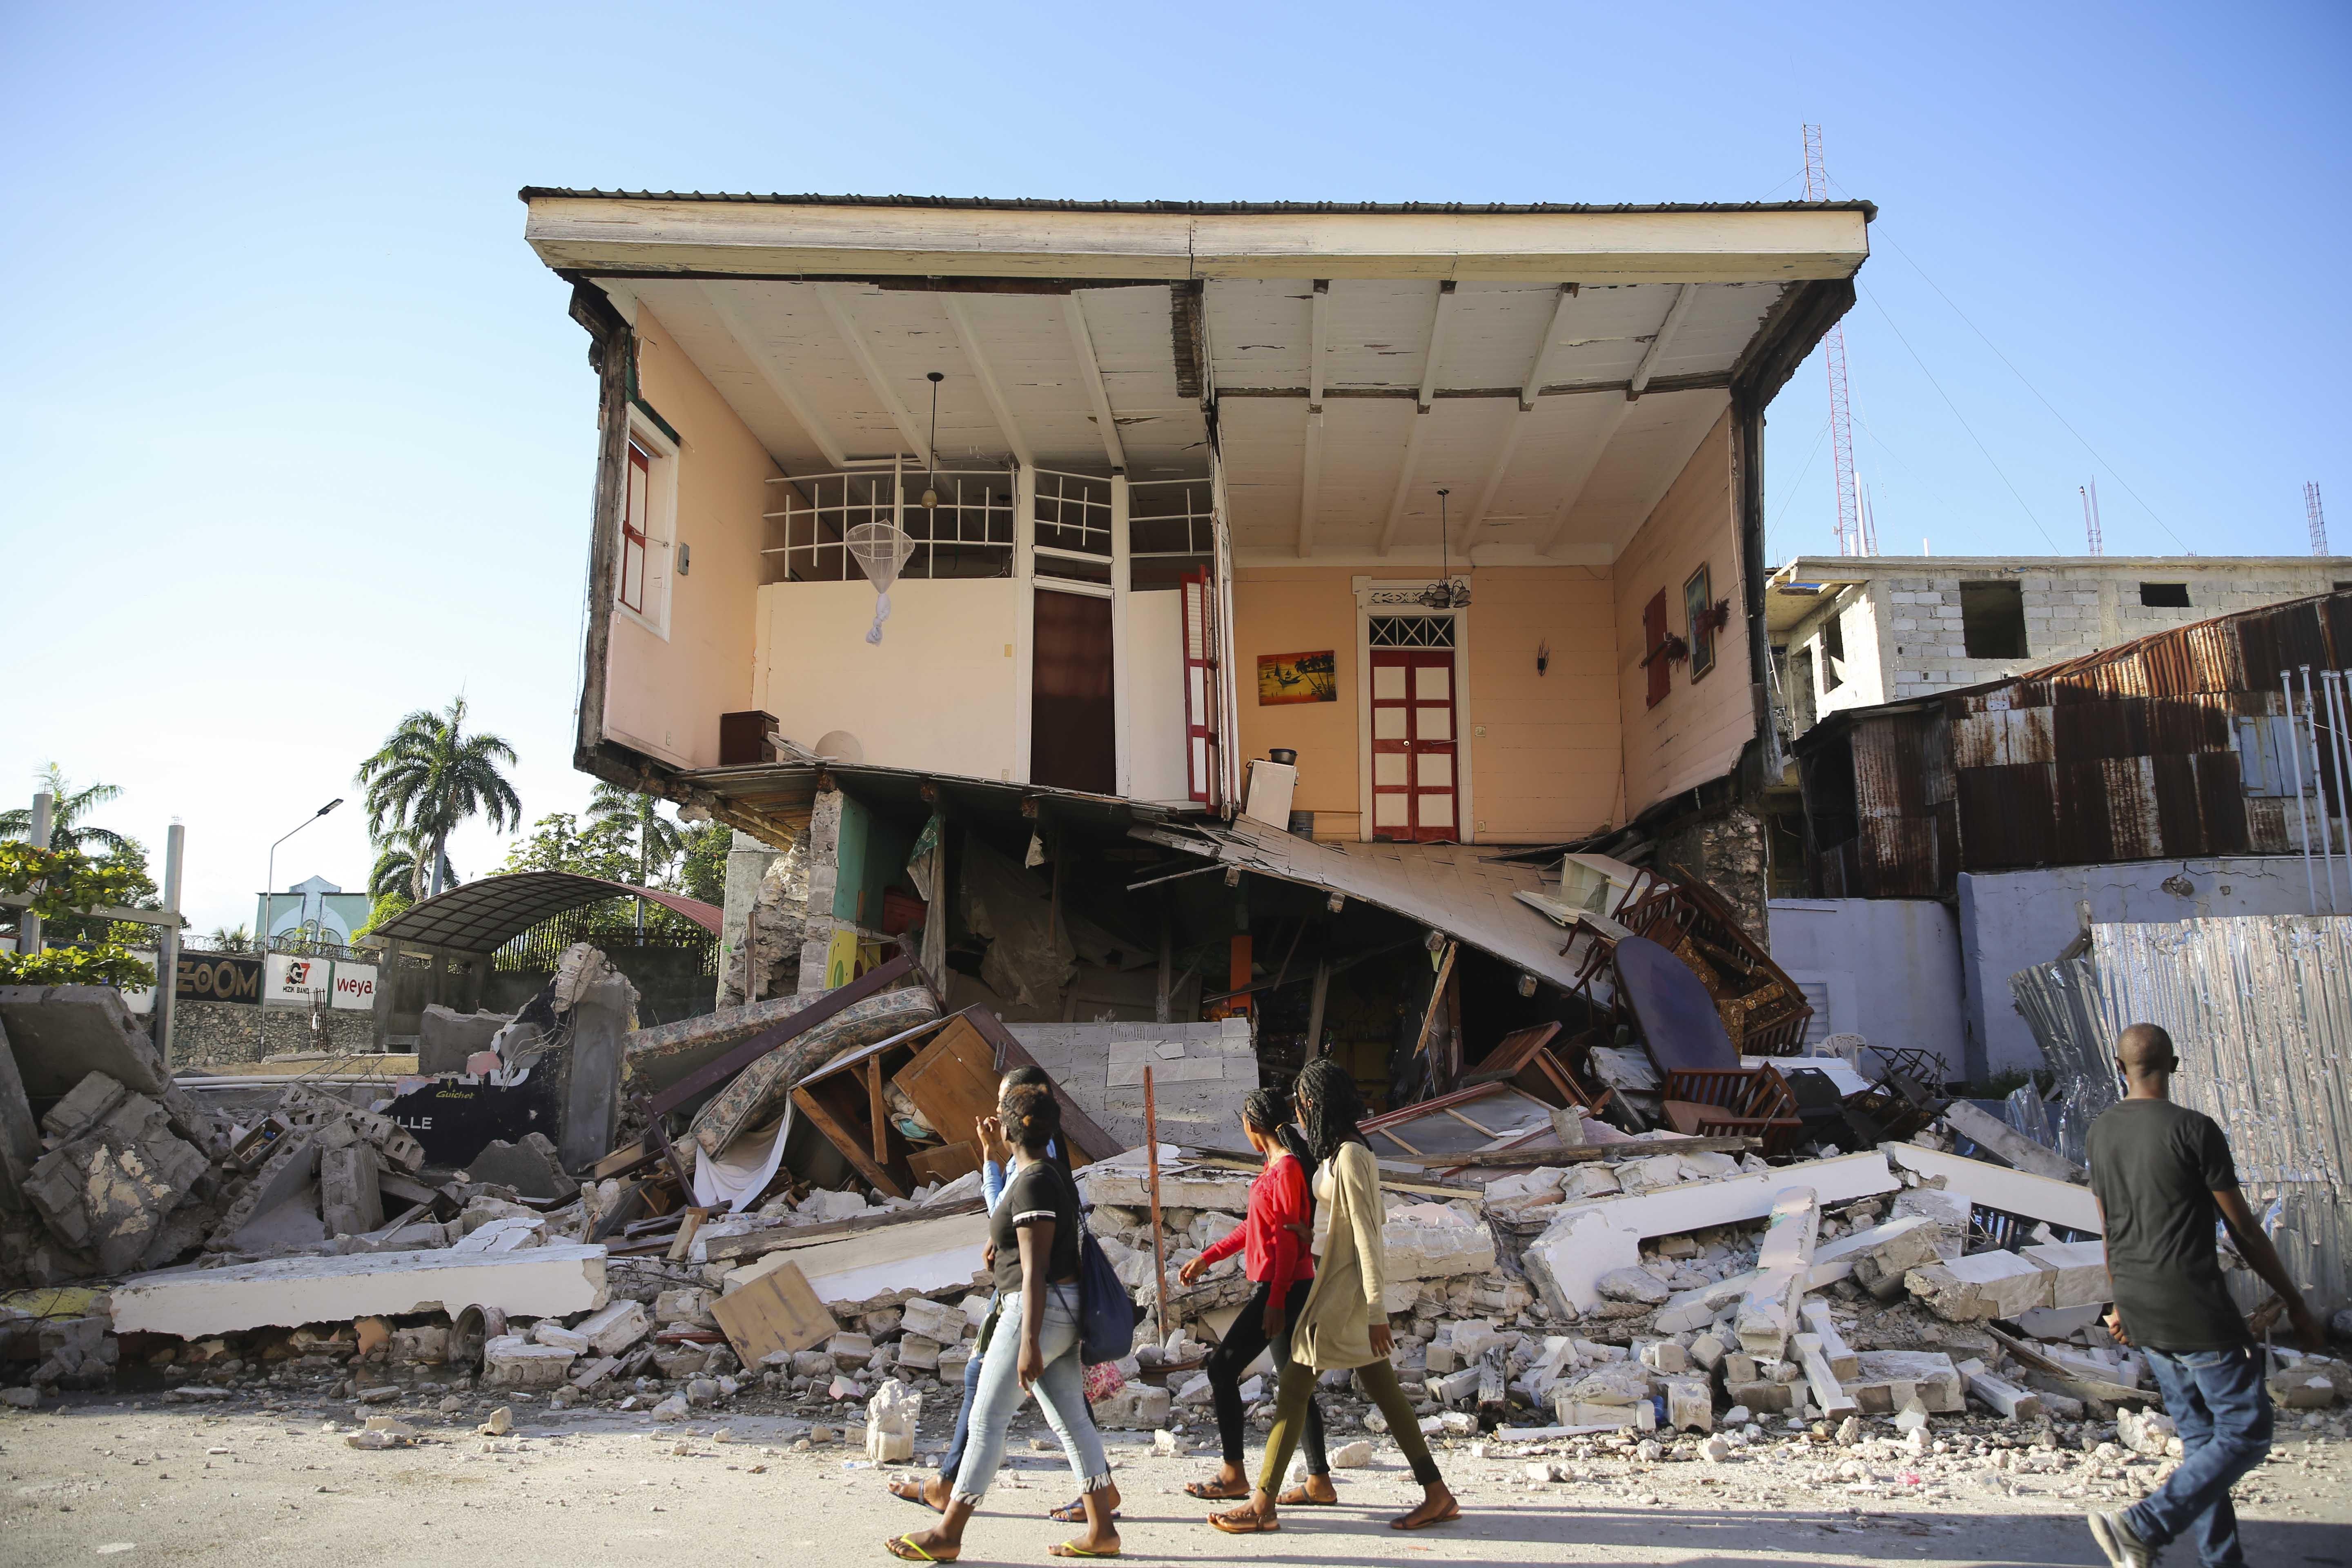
[517,192,1871,1106]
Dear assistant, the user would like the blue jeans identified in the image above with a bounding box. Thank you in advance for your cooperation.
[936,1319,989,1485]
[952,1285,1110,1507]
[2126,1345,2273,1567]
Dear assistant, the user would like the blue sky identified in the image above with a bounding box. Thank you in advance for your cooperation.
[3,0,2346,937]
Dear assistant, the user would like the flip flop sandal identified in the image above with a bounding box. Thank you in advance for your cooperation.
[1390,1499,1463,1531]
[1184,1479,1251,1500]
[890,1480,945,1513]
[1048,1501,1123,1523]
[1047,1544,1120,1558]
[1209,1510,1282,1534]
[1276,1485,1339,1506]
[884,1535,953,1562]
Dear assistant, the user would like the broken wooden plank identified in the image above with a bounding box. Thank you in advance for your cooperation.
[645,954,918,1117]
[1383,1134,1757,1167]
[1985,1327,2154,1408]
[700,1197,987,1263]
[710,1257,835,1367]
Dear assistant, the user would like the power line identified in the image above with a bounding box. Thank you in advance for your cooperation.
[1835,201,2191,553]
[1767,419,1833,555]
[1858,281,2064,553]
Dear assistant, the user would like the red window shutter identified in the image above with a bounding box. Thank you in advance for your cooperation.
[1643,589,1670,708]
[619,442,651,614]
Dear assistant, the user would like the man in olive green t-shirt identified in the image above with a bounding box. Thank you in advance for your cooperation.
[2082,1023,2321,1568]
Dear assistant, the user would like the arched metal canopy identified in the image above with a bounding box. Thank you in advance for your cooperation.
[366,871,722,954]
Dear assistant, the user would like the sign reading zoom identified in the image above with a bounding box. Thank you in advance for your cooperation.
[176,953,263,1004]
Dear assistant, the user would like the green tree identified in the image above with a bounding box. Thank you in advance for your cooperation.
[676,820,729,906]
[356,697,520,901]
[587,784,685,887]
[499,811,640,883]
[0,843,157,989]
[207,923,252,953]
[0,764,132,857]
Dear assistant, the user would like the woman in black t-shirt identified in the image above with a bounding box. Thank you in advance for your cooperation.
[887,1082,1117,1562]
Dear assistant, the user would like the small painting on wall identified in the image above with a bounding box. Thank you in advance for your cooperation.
[1684,564,1717,680]
[1257,650,1338,705]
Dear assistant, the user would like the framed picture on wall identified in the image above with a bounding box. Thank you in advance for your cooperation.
[1684,564,1717,680]
[1257,650,1338,704]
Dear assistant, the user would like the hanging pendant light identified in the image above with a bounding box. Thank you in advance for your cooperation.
[920,372,943,509]
[1421,488,1459,608]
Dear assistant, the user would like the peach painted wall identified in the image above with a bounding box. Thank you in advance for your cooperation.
[1233,568,1363,835]
[1233,564,1623,843]
[1465,567,1621,840]
[601,307,780,769]
[1613,411,1752,817]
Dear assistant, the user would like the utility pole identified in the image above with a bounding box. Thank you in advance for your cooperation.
[18,792,54,954]
[157,821,184,1068]
[2081,482,2105,556]
[1804,125,1863,557]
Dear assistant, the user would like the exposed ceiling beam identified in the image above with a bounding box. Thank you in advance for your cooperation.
[1298,279,1328,557]
[1375,410,1432,556]
[1415,281,1459,412]
[1062,293,1127,471]
[937,294,1032,469]
[1538,396,1636,557]
[1296,409,1324,558]
[1626,283,1699,400]
[1459,284,1583,545]
[696,282,850,469]
[814,283,934,466]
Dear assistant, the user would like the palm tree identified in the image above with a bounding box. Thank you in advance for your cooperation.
[207,924,251,953]
[0,765,131,855]
[587,784,684,887]
[356,698,520,901]
[369,835,457,901]
[588,782,685,934]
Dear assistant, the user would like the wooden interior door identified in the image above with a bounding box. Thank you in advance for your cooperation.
[1031,588,1116,793]
[1370,646,1458,841]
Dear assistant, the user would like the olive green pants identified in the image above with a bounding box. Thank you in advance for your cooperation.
[1258,1353,1441,1493]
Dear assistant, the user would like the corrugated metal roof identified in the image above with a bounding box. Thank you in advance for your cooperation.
[518,189,1880,219]
[369,871,721,953]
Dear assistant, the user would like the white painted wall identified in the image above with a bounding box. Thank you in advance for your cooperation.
[1956,855,2322,1081]
[755,579,1024,781]
[1127,590,1190,803]
[1768,898,1967,1080]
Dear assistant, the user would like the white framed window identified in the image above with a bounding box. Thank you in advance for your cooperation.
[617,412,679,639]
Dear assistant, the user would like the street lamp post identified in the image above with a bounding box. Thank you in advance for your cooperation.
[259,799,342,1051]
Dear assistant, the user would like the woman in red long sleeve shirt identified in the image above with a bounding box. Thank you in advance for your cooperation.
[1176,1087,1338,1506]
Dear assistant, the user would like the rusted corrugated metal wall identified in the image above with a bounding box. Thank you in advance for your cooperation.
[1804,592,2352,896]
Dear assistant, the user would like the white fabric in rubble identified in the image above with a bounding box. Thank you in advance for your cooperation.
[692,1112,791,1214]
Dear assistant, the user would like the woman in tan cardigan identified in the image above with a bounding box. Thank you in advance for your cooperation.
[1207,1058,1459,1534]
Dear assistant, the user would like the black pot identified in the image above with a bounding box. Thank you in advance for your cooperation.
[1266,748,1298,766]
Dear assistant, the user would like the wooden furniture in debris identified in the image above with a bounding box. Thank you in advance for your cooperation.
[1359,1081,1561,1163]
[1456,1022,1609,1115]
[1659,1064,1804,1154]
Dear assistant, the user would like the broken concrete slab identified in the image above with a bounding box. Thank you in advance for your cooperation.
[0,1013,40,1207]
[464,1133,579,1202]
[319,1142,383,1238]
[897,1296,967,1345]
[1799,1301,1860,1381]
[0,986,172,1098]
[1793,1332,1858,1419]
[1734,1187,1819,1358]
[109,1242,608,1337]
[419,1004,514,1077]
[724,1209,988,1310]
[1905,1251,2053,1322]
[688,985,941,1159]
[23,1088,209,1272]
[483,1332,576,1389]
[576,1298,652,1356]
[1850,1350,1964,1414]
[1956,1356,2042,1419]
[1814,1214,1945,1301]
[1940,1100,2086,1185]
[1887,1142,2102,1234]
[2020,1240,2109,1308]
[1523,1151,1897,1317]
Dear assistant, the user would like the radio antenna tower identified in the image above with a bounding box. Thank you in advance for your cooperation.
[1804,125,1864,556]
[2080,481,2104,556]
[2310,482,2330,556]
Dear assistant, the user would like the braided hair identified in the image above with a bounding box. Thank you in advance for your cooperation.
[1242,1087,1292,1136]
[1292,1057,1368,1165]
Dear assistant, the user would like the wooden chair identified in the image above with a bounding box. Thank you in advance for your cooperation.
[1659,1064,1804,1154]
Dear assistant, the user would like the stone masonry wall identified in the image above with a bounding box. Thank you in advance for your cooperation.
[170,1001,374,1067]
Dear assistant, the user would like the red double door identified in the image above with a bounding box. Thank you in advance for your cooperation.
[1369,648,1458,842]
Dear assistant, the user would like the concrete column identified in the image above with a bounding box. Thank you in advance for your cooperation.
[797,788,846,996]
[719,829,783,1008]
